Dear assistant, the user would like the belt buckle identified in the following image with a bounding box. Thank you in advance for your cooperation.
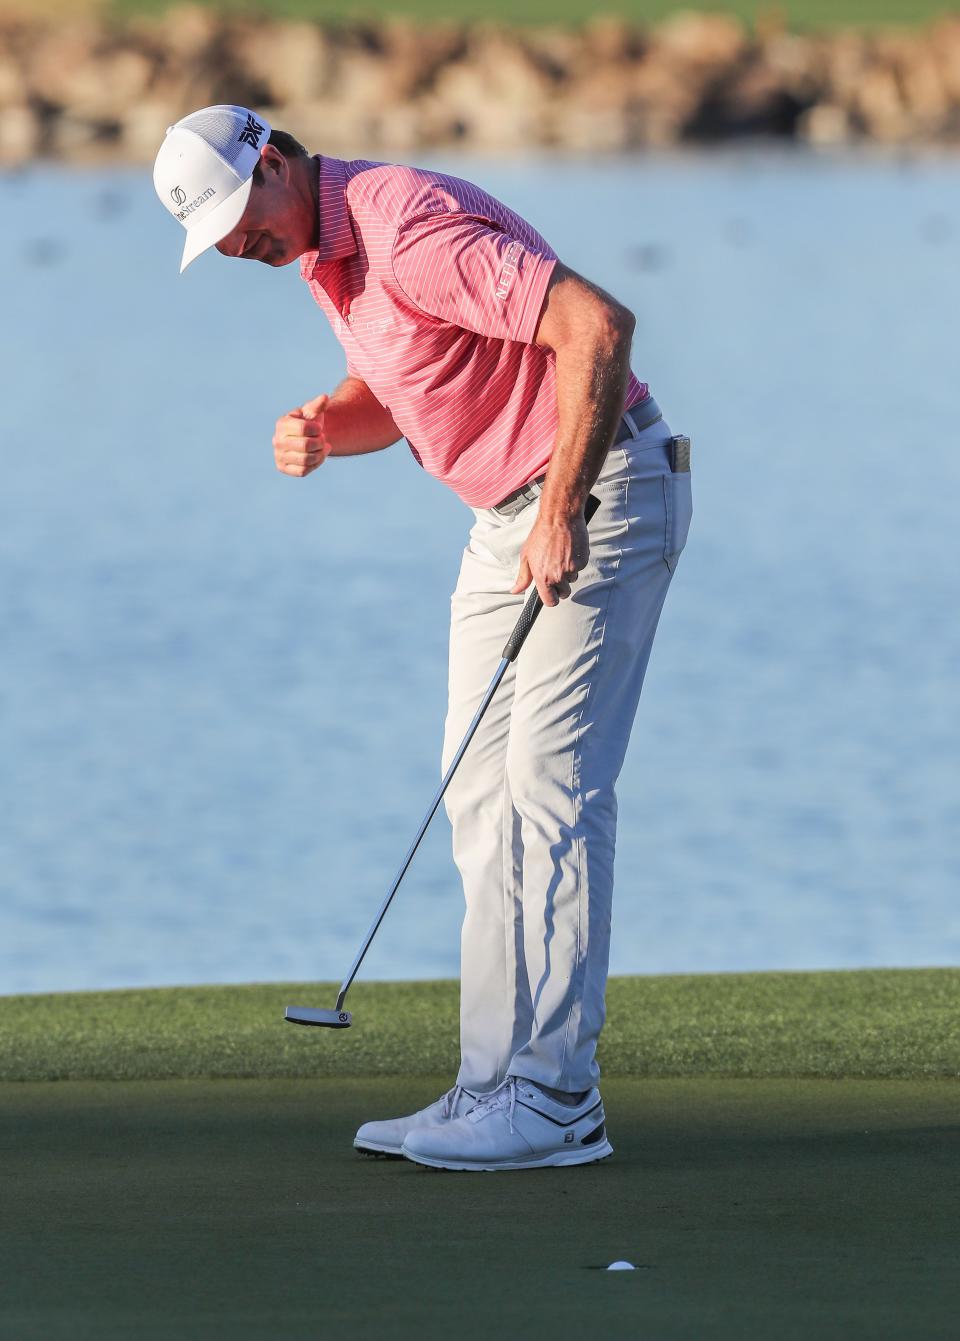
[494,475,542,516]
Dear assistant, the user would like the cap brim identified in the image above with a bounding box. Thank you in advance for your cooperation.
[179,175,254,274]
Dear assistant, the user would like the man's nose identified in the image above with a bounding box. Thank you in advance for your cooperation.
[216,231,246,258]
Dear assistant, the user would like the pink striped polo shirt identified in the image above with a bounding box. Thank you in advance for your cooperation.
[299,155,649,509]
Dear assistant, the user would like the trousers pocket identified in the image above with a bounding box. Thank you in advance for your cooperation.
[663,471,693,572]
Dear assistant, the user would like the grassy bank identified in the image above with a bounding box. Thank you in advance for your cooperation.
[1,968,957,1082]
[100,0,958,31]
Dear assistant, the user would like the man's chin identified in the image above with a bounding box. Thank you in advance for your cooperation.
[259,244,298,267]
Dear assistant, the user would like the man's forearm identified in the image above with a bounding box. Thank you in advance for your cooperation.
[537,316,634,524]
[322,376,403,457]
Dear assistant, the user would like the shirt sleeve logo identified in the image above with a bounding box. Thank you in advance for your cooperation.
[495,240,524,301]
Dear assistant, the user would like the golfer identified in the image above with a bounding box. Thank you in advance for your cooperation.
[154,105,692,1172]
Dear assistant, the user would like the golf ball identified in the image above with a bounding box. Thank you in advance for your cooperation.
[607,1261,635,1271]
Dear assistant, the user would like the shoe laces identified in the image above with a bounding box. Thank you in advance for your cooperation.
[439,1083,465,1120]
[469,1076,522,1134]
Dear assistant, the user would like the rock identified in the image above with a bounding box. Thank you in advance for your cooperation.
[931,18,960,101]
[583,15,642,63]
[901,50,948,132]
[121,99,183,158]
[422,67,545,150]
[687,57,809,138]
[854,65,911,141]
[761,32,822,99]
[427,32,552,147]
[755,6,789,43]
[157,5,221,62]
[227,20,331,106]
[655,11,747,69]
[270,100,372,157]
[0,102,40,160]
[625,55,704,140]
[0,52,26,107]
[465,28,554,103]
[379,17,468,98]
[544,98,634,151]
[59,48,155,119]
[4,10,960,160]
[24,21,100,103]
[798,102,852,144]
[48,110,117,157]
[823,28,871,104]
[331,49,396,112]
[521,24,580,82]
[370,100,426,152]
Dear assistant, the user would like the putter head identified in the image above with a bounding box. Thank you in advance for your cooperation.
[284,1006,352,1028]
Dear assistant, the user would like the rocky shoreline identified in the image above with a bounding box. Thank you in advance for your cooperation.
[2,7,960,162]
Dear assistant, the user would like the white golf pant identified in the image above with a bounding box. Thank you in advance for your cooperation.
[442,400,692,1095]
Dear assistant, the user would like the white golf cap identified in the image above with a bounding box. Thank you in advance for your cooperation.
[153,105,272,273]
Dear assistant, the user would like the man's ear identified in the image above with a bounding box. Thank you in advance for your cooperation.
[254,144,288,185]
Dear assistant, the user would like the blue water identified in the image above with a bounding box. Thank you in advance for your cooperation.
[1,149,958,994]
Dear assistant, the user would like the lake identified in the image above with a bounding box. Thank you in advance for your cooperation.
[1,147,958,994]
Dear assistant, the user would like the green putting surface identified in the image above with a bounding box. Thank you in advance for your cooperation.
[1,969,957,1081]
[1,971,957,1337]
[2,1075,958,1340]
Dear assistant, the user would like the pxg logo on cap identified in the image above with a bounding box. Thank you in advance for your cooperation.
[153,105,272,273]
[237,113,266,147]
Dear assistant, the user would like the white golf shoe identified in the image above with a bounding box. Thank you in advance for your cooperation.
[400,1076,613,1171]
[353,1083,482,1158]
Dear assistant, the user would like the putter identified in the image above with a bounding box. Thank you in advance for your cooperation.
[285,491,602,1029]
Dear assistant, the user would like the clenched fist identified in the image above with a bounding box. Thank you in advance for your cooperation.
[273,394,332,477]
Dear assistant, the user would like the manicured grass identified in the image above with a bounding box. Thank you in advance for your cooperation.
[1,968,958,1081]
[2,972,956,1336]
[102,0,957,29]
[2,1074,958,1339]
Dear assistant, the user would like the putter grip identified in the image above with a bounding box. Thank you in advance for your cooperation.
[500,493,601,664]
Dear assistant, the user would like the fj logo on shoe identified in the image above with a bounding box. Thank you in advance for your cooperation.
[238,114,266,148]
[564,1132,574,1143]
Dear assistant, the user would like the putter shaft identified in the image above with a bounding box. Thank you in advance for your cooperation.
[285,492,601,1027]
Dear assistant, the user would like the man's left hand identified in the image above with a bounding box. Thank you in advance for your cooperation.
[511,511,590,607]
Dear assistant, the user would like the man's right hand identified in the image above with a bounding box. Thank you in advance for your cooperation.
[273,394,331,478]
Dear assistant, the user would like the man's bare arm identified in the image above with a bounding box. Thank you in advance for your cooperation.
[534,263,635,521]
[273,375,403,477]
[510,264,635,605]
